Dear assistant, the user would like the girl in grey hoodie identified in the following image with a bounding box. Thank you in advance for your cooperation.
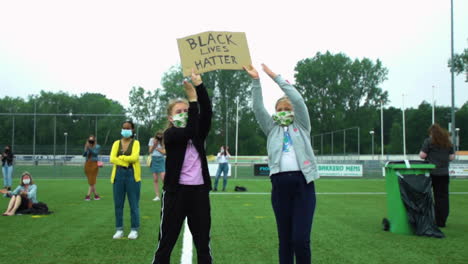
[244,64,318,264]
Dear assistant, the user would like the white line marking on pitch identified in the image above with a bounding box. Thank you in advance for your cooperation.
[180,219,192,264]
[210,192,468,195]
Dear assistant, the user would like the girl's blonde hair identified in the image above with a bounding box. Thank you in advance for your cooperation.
[275,96,291,110]
[165,98,189,129]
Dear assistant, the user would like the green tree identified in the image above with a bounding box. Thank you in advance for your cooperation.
[128,86,162,141]
[202,69,252,155]
[448,45,468,82]
[0,92,126,154]
[294,51,389,154]
[155,66,256,154]
[387,122,403,154]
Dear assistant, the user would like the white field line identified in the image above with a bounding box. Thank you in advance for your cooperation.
[210,192,468,195]
[180,219,193,264]
[179,191,468,264]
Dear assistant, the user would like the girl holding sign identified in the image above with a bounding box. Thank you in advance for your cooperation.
[244,64,319,264]
[152,70,213,264]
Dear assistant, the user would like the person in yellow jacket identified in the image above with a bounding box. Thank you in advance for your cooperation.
[110,120,141,240]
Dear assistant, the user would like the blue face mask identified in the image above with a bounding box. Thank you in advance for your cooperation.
[121,129,133,138]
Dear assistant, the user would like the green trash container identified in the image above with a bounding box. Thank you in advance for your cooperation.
[384,160,435,235]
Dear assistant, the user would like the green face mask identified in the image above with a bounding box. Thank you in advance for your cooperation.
[273,111,295,126]
[172,112,188,128]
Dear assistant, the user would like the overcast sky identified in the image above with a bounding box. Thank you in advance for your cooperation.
[1,0,467,114]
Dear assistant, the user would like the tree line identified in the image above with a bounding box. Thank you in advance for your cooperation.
[0,51,467,156]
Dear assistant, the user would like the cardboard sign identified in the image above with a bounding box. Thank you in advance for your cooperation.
[177,31,252,76]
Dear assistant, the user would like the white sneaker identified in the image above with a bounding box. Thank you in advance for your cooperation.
[153,196,160,201]
[128,230,138,240]
[113,230,124,239]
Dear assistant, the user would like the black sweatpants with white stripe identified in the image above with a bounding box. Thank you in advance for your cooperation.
[152,185,212,264]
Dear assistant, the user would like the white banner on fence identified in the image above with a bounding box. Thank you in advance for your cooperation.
[318,164,363,177]
[449,163,468,177]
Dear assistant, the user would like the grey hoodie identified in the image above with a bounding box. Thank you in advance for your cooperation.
[251,75,319,183]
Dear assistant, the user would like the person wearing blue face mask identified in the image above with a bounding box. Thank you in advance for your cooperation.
[109,120,142,240]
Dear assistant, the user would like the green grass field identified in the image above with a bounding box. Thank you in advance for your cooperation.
[0,167,467,264]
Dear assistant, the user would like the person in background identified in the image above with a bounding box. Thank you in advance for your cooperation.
[213,145,230,191]
[110,120,142,240]
[1,171,37,216]
[419,123,455,228]
[152,69,213,264]
[83,135,101,201]
[2,145,14,191]
[148,131,166,201]
[245,63,319,264]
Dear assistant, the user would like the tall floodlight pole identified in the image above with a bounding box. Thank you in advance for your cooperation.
[402,94,407,158]
[234,97,239,179]
[53,116,57,165]
[33,99,37,161]
[331,132,334,156]
[225,93,229,147]
[343,129,346,157]
[380,100,384,160]
[321,134,323,156]
[357,127,360,159]
[64,132,68,164]
[450,0,456,144]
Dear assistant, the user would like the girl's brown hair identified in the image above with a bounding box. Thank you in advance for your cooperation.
[20,171,34,186]
[88,135,96,143]
[429,123,453,149]
[154,130,165,147]
[165,98,189,129]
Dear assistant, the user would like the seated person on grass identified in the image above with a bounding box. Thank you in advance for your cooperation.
[1,171,37,216]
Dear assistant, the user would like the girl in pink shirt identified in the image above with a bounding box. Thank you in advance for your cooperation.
[152,70,213,264]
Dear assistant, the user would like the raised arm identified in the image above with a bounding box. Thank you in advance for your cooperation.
[164,80,199,145]
[192,70,212,140]
[244,65,275,135]
[262,64,311,131]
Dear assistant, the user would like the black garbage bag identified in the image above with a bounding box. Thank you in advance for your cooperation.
[398,173,444,238]
[234,186,247,192]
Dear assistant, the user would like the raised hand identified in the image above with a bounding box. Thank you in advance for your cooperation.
[243,64,259,79]
[191,68,202,86]
[183,80,197,102]
[261,63,277,79]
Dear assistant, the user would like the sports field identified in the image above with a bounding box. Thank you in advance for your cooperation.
[0,166,467,264]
